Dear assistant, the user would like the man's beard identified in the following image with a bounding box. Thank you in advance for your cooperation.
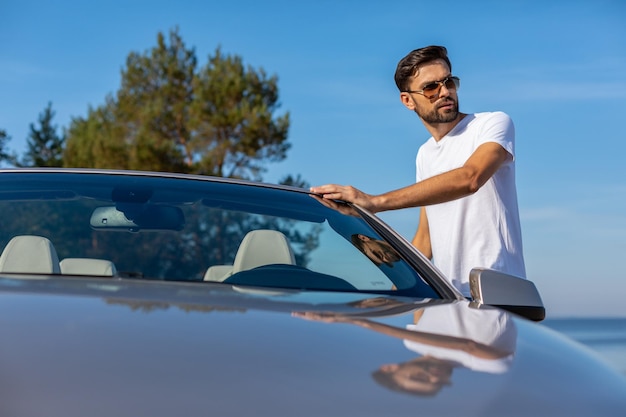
[415,99,459,124]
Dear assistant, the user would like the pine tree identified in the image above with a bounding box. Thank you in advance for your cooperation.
[0,129,12,164]
[190,46,290,179]
[65,28,290,180]
[22,102,66,167]
[62,28,315,271]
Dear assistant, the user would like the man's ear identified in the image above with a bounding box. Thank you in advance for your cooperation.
[400,92,415,111]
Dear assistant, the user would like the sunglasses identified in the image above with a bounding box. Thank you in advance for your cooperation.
[404,76,460,99]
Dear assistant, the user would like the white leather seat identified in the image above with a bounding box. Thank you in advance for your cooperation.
[203,230,295,282]
[231,230,296,273]
[203,264,233,282]
[60,258,118,276]
[0,235,61,274]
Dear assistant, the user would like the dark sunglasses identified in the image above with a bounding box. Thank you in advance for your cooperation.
[404,76,460,99]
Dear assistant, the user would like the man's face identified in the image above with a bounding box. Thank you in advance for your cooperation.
[379,359,453,395]
[400,59,459,125]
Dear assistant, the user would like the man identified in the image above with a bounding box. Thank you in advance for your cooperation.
[310,45,525,296]
[293,300,517,397]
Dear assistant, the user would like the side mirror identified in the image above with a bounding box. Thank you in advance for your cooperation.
[469,268,545,321]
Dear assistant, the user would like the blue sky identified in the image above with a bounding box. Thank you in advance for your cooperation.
[1,0,625,317]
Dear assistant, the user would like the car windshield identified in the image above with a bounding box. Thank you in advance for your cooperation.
[0,170,439,298]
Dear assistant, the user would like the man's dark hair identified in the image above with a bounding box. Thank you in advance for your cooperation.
[394,45,452,92]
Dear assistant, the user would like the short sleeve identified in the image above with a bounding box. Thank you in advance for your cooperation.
[477,111,515,159]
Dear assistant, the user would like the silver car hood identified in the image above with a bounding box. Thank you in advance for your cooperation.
[0,275,624,417]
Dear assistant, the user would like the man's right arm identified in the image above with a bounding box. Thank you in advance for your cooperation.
[310,142,510,213]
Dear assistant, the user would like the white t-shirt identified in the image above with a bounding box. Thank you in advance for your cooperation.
[416,112,526,296]
[404,302,517,374]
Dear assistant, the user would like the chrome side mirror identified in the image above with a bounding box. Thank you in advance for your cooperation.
[469,268,545,321]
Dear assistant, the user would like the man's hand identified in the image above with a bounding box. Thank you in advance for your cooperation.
[309,194,359,216]
[309,184,379,212]
[292,311,355,323]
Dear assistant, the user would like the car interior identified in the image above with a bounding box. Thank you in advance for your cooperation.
[0,172,441,299]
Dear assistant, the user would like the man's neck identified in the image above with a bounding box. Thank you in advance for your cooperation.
[423,113,466,141]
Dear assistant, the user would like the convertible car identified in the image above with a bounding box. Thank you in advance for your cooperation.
[0,168,624,416]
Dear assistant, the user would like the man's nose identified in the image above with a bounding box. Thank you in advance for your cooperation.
[438,83,451,98]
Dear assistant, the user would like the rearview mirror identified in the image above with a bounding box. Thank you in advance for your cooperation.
[469,268,545,321]
[90,205,185,231]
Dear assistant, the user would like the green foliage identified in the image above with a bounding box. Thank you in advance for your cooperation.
[64,28,291,180]
[65,98,129,168]
[279,174,309,188]
[190,47,290,179]
[14,29,319,274]
[19,102,66,167]
[0,129,12,164]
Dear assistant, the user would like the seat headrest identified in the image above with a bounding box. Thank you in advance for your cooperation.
[232,230,295,273]
[0,235,61,274]
[60,258,117,276]
[203,265,233,282]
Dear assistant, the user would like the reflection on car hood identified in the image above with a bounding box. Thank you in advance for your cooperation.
[0,275,624,417]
